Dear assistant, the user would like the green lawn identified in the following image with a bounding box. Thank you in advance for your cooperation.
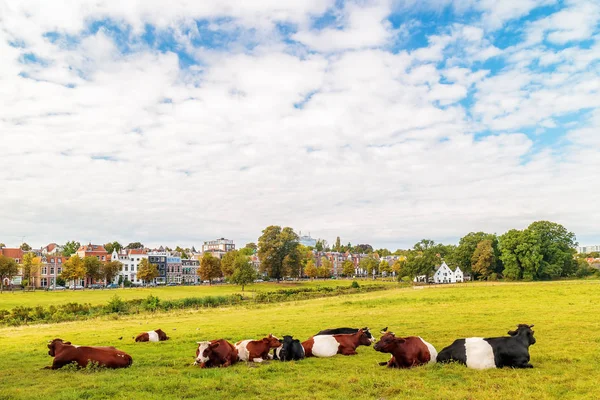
[0,279,398,310]
[0,280,598,399]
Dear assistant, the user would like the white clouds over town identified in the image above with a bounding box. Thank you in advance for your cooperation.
[0,0,599,249]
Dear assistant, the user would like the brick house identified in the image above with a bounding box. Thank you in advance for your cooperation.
[0,248,24,286]
[182,259,199,284]
[38,255,68,288]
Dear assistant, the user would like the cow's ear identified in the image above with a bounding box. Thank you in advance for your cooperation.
[209,342,220,349]
[507,330,517,336]
[64,341,72,345]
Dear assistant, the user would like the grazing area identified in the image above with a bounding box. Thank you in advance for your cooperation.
[0,280,398,310]
[0,280,598,399]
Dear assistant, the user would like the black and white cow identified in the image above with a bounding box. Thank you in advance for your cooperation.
[274,335,305,361]
[437,324,536,369]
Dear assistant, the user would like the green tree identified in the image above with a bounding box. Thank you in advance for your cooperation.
[405,247,438,281]
[359,255,379,276]
[175,246,189,259]
[334,237,342,252]
[305,260,318,280]
[125,242,144,250]
[102,260,122,284]
[317,265,330,278]
[471,240,495,280]
[0,255,19,292]
[104,241,123,254]
[379,260,391,275]
[83,256,103,285]
[21,253,41,288]
[0,243,5,248]
[62,241,81,257]
[198,253,222,285]
[239,247,254,256]
[257,225,299,281]
[230,254,256,291]
[448,232,501,277]
[320,257,333,276]
[20,242,32,251]
[375,248,392,257]
[220,250,239,278]
[341,260,355,277]
[137,258,159,285]
[354,244,373,254]
[60,255,86,286]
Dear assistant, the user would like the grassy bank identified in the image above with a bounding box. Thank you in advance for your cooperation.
[0,280,598,399]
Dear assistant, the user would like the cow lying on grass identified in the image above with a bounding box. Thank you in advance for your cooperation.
[236,334,282,362]
[437,324,536,369]
[274,335,305,361]
[45,338,132,369]
[194,339,238,368]
[374,331,437,368]
[315,327,375,343]
[135,329,169,342]
[302,329,372,357]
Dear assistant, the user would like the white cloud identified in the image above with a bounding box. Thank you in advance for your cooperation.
[0,0,599,249]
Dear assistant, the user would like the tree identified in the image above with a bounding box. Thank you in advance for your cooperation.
[62,241,81,257]
[317,265,329,278]
[354,244,373,254]
[125,242,144,250]
[257,225,299,281]
[376,248,392,257]
[0,255,19,292]
[198,252,222,285]
[334,237,342,252]
[239,247,254,256]
[245,242,257,251]
[341,260,355,277]
[305,260,318,280]
[405,246,438,281]
[315,239,327,252]
[102,261,122,284]
[221,250,239,278]
[175,246,189,259]
[471,240,495,280]
[230,254,256,291]
[359,256,379,276]
[21,252,41,288]
[20,242,32,251]
[83,256,103,285]
[60,255,86,286]
[448,232,500,277]
[0,243,5,248]
[320,257,333,275]
[379,260,391,275]
[137,258,159,285]
[104,241,123,254]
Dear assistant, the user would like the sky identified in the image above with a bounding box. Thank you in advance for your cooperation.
[1,0,599,251]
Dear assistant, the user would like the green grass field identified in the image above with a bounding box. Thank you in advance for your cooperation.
[0,279,398,310]
[1,280,598,399]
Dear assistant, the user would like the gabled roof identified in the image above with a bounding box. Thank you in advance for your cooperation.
[0,248,24,259]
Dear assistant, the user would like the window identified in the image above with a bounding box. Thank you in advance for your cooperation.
[102,256,105,261]
[58,267,62,274]
[50,267,54,275]
[50,258,54,263]
[96,256,100,259]
[59,258,62,263]
[42,267,48,275]
[41,278,48,287]
[125,266,128,271]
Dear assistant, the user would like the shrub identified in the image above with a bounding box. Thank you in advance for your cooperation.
[105,295,128,313]
[142,295,161,312]
[351,281,360,289]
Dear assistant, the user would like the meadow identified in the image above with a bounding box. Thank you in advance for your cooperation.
[0,279,398,310]
[0,280,598,400]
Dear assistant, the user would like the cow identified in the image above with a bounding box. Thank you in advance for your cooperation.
[274,335,305,361]
[135,329,169,342]
[302,329,372,357]
[373,331,437,368]
[437,324,536,369]
[194,339,238,368]
[315,327,375,343]
[45,338,132,369]
[235,334,282,362]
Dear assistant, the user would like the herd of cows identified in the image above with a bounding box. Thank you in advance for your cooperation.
[45,324,536,371]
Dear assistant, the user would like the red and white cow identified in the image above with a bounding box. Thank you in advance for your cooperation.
[235,334,282,362]
[374,331,437,368]
[194,339,238,368]
[302,329,372,357]
[135,329,169,342]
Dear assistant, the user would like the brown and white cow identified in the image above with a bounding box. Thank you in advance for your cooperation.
[374,331,437,368]
[235,334,282,362]
[45,338,133,369]
[194,339,238,368]
[135,329,169,342]
[302,329,373,357]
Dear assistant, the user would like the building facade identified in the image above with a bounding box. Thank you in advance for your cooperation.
[76,243,109,262]
[202,238,236,253]
[148,251,168,284]
[111,249,148,284]
[166,255,182,284]
[38,255,67,288]
[182,259,199,284]
[0,248,24,285]
[577,245,600,254]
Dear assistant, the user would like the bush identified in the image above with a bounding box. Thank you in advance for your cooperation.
[141,295,160,312]
[105,295,128,313]
[351,281,360,289]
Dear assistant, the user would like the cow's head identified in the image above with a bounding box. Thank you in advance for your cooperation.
[357,329,373,347]
[508,324,536,345]
[360,327,376,343]
[156,329,169,341]
[47,338,69,357]
[263,334,282,349]
[374,332,404,353]
[202,342,220,360]
[194,341,211,365]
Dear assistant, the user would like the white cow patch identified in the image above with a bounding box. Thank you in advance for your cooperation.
[465,338,496,370]
[419,337,438,364]
[275,345,283,359]
[194,341,211,365]
[147,331,159,342]
[311,336,340,357]
[235,340,253,362]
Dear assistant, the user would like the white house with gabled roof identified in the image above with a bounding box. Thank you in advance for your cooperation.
[433,262,464,283]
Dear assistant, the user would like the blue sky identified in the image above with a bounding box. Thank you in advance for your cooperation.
[0,0,599,249]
